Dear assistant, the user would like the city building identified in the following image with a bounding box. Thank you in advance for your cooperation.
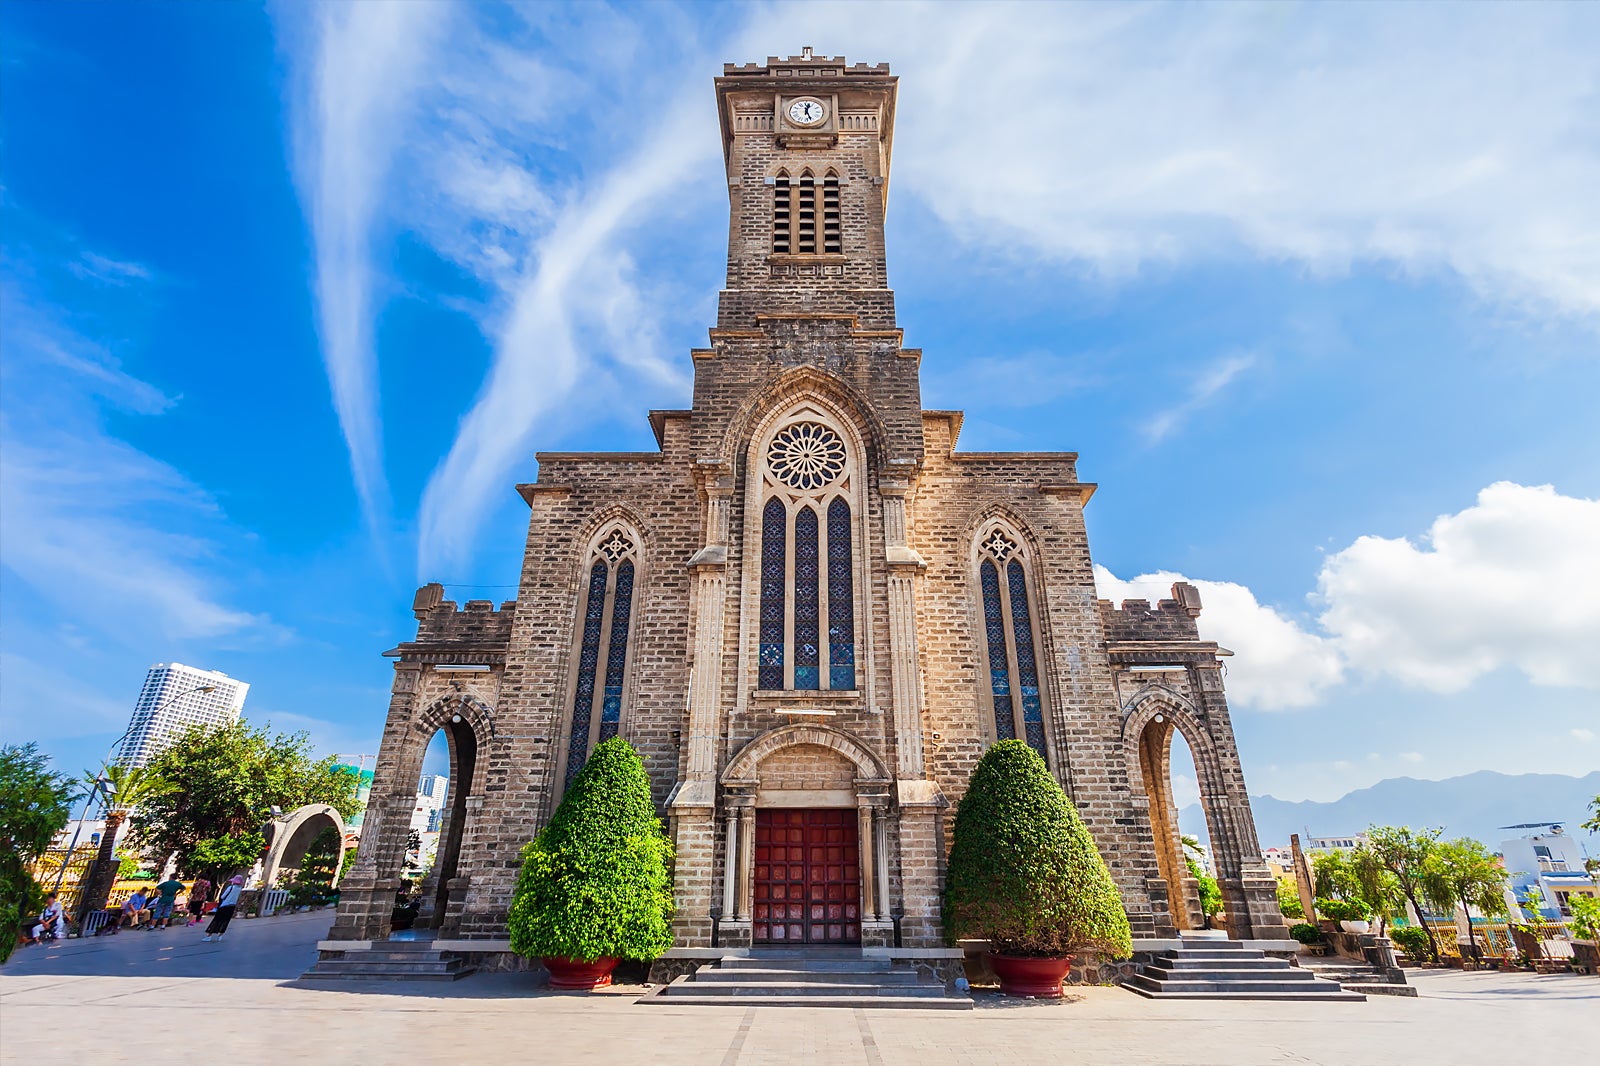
[1304,833,1370,857]
[330,52,1287,951]
[333,760,377,828]
[410,775,450,836]
[116,663,249,767]
[1499,823,1598,920]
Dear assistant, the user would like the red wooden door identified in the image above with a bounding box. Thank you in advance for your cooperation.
[752,809,861,944]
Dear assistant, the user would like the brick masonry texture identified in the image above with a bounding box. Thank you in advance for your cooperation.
[329,52,1287,951]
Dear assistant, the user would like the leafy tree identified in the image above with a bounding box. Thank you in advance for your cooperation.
[1277,876,1305,919]
[1179,837,1223,923]
[944,740,1132,958]
[1568,894,1600,941]
[287,827,342,907]
[132,721,359,879]
[508,738,674,962]
[1425,838,1508,955]
[1584,795,1600,882]
[1314,843,1399,930]
[1366,825,1445,962]
[0,744,78,962]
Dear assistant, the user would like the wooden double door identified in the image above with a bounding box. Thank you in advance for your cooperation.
[752,808,862,944]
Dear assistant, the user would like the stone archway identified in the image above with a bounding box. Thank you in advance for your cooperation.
[262,804,346,889]
[718,725,892,946]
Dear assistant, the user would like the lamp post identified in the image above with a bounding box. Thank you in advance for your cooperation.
[72,683,219,930]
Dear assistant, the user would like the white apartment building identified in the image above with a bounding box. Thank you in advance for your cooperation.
[1500,823,1598,920]
[116,663,249,767]
[409,774,450,836]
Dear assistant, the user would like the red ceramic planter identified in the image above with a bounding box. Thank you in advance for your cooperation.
[542,956,619,990]
[989,953,1075,998]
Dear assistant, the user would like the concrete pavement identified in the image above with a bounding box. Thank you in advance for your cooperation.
[4,909,1597,1065]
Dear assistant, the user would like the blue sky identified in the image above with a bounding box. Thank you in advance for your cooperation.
[3,2,1597,807]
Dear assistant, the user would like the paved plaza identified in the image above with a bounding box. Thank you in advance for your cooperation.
[4,911,1597,1065]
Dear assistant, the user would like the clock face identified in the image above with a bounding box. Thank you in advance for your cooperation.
[787,98,826,127]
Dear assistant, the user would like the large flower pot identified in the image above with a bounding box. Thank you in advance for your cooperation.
[989,953,1074,998]
[542,956,619,990]
[1340,920,1371,934]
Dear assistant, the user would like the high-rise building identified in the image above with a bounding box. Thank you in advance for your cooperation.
[117,663,249,767]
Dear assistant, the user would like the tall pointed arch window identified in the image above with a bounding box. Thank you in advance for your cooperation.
[772,169,842,254]
[563,525,640,788]
[757,416,858,691]
[976,525,1048,762]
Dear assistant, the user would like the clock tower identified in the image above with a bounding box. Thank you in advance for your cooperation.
[714,49,898,332]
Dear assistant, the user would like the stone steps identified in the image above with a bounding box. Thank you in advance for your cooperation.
[302,941,475,982]
[1302,961,1419,998]
[642,952,972,1010]
[1129,940,1364,1002]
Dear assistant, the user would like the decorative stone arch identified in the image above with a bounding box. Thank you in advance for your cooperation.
[722,723,889,786]
[716,366,889,472]
[1121,683,1264,936]
[551,511,650,798]
[261,803,346,890]
[716,724,893,939]
[732,385,878,705]
[964,509,1059,769]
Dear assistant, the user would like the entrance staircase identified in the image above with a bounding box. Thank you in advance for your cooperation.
[1300,956,1417,997]
[1127,938,1365,1001]
[301,938,475,982]
[643,950,973,1009]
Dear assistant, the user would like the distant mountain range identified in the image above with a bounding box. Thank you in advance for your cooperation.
[1180,770,1600,852]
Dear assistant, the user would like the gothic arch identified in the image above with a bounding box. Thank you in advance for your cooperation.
[716,366,888,471]
[722,724,890,784]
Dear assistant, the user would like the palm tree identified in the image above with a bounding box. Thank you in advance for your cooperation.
[75,765,174,923]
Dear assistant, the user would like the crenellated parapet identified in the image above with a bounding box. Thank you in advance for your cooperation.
[402,583,516,651]
[1097,582,1204,643]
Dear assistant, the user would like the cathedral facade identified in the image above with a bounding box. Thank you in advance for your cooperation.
[329,53,1288,955]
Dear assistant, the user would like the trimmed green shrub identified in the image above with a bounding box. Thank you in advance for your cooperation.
[943,740,1132,958]
[1389,924,1430,959]
[1315,897,1369,923]
[1277,877,1305,919]
[508,738,673,962]
[1289,922,1323,945]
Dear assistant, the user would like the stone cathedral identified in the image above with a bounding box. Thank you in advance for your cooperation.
[329,53,1288,959]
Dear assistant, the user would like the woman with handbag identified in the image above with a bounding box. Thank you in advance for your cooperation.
[202,876,244,942]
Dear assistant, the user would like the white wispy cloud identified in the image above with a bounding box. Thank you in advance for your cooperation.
[1142,351,1256,443]
[70,251,152,285]
[285,0,450,533]
[0,279,276,643]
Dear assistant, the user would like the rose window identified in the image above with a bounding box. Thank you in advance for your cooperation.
[766,422,847,491]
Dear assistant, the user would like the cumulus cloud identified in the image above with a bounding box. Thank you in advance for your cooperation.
[1094,565,1344,709]
[1101,482,1600,711]
[1317,482,1600,692]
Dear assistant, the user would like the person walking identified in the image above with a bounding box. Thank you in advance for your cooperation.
[185,876,211,926]
[203,876,244,942]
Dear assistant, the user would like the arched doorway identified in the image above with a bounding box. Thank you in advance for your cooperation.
[1136,713,1208,932]
[261,804,347,890]
[410,715,476,930]
[719,725,892,947]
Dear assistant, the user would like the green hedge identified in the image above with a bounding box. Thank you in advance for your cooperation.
[943,740,1132,958]
[1389,924,1430,959]
[507,738,673,962]
[1289,922,1323,944]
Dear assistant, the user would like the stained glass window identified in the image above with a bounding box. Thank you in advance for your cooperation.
[793,506,821,690]
[599,560,635,742]
[759,498,786,690]
[565,560,608,788]
[1008,560,1047,760]
[980,559,1015,741]
[827,497,855,690]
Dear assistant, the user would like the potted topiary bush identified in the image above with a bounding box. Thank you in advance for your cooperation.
[944,740,1132,998]
[507,738,673,989]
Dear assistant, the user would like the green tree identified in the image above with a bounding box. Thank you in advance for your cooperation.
[943,740,1132,958]
[1312,846,1397,929]
[1277,877,1305,919]
[0,744,78,962]
[132,721,359,879]
[1425,838,1508,955]
[1180,835,1223,923]
[1584,795,1600,883]
[287,827,342,907]
[508,738,674,962]
[1366,825,1445,962]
